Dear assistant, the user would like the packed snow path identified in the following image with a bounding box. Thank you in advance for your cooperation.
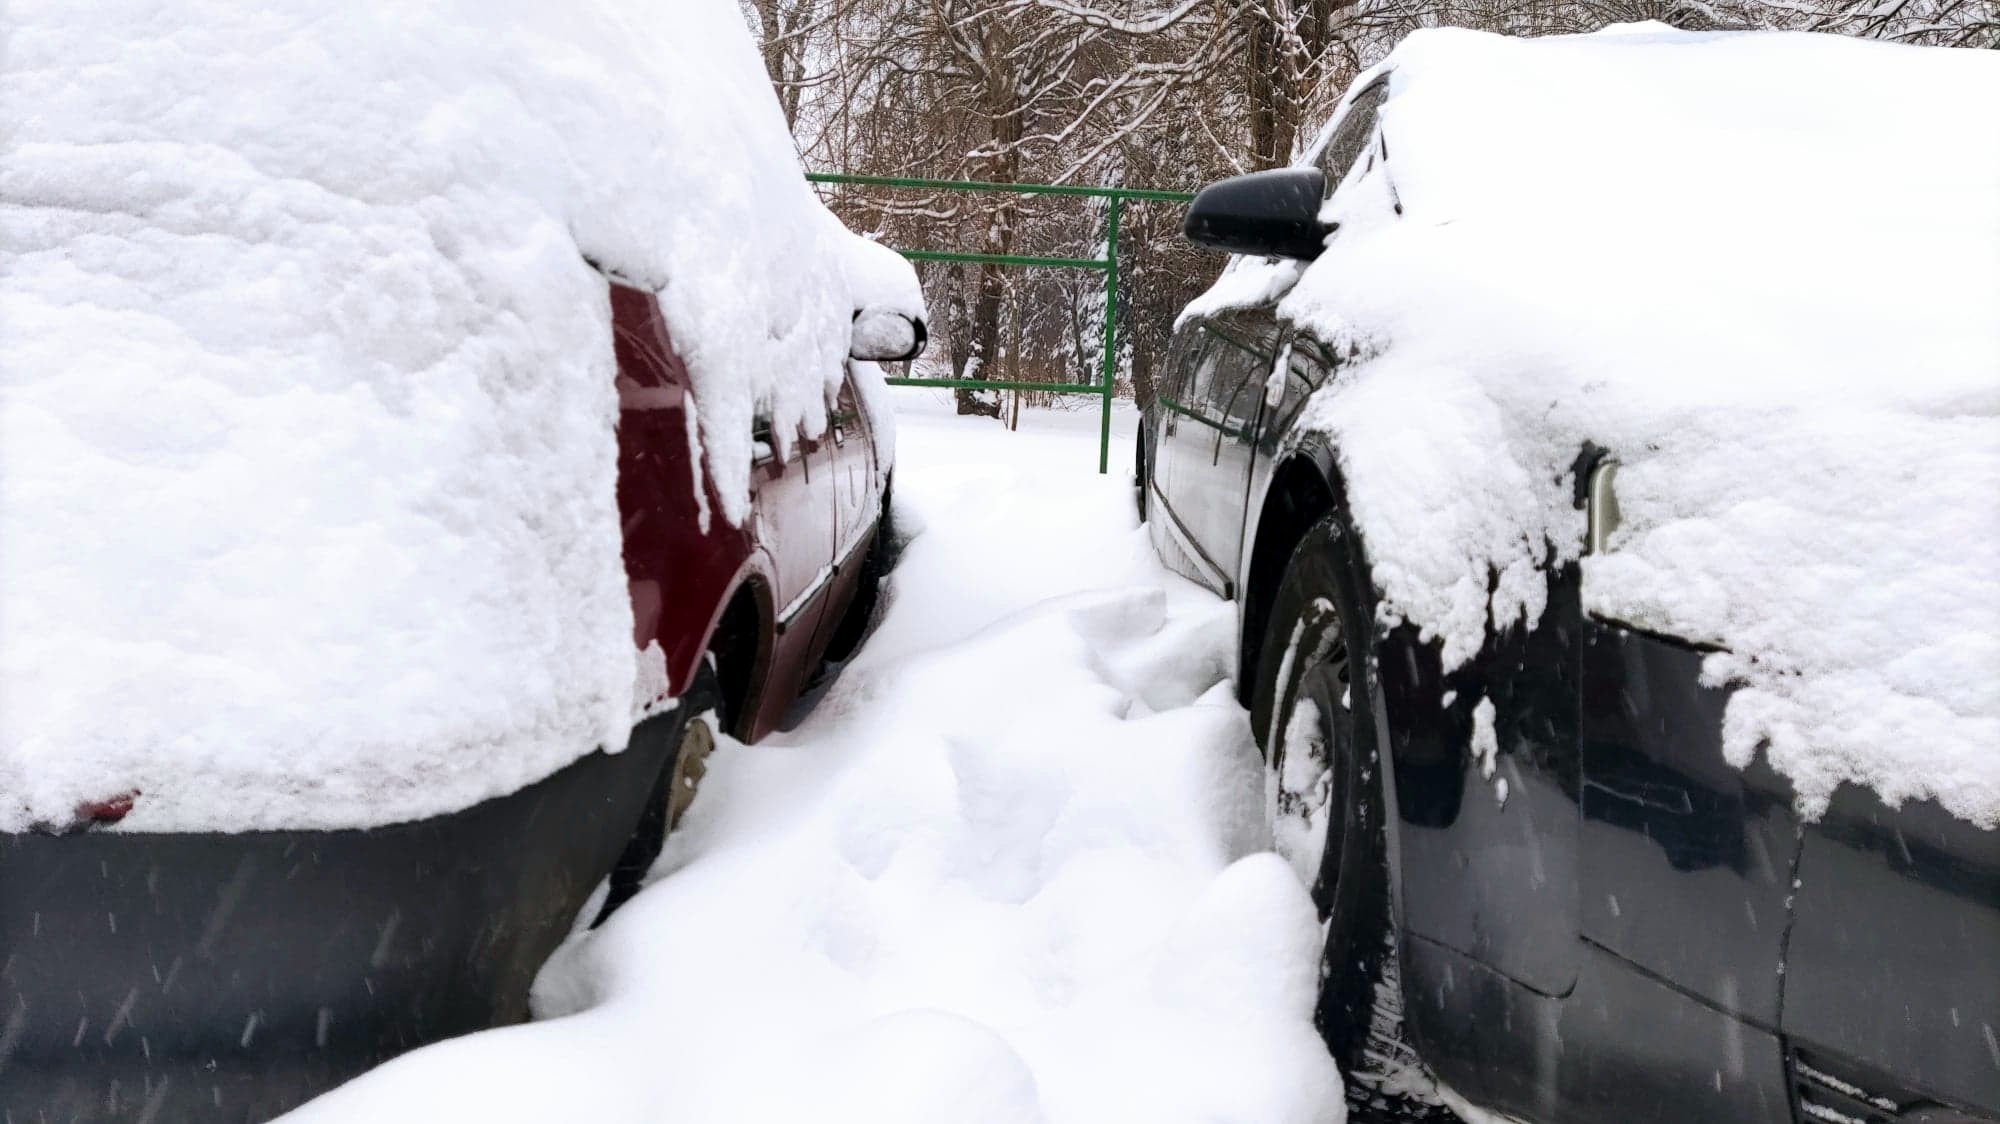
[284,394,1344,1123]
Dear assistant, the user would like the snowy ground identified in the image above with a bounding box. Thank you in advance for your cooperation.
[281,391,1344,1124]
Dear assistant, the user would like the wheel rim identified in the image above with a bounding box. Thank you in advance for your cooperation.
[664,715,715,832]
[1271,618,1352,915]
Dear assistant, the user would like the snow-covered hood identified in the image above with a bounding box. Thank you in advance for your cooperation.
[0,0,856,831]
[1270,27,2000,825]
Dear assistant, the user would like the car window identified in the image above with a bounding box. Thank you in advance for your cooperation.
[1200,317,1282,441]
[1290,334,1339,388]
[750,411,814,466]
[830,378,861,446]
[1161,321,1211,421]
[1182,325,1230,426]
[752,411,775,462]
[1314,80,1388,191]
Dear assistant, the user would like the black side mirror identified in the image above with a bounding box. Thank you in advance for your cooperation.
[1182,168,1329,261]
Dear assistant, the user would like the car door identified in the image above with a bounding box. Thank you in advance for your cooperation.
[1782,790,2000,1120]
[1575,624,1799,1034]
[825,371,876,572]
[1155,313,1281,597]
[1560,619,1799,1122]
[811,370,877,656]
[1200,315,1283,589]
[744,408,838,734]
[1479,460,1793,1123]
[1149,320,1221,591]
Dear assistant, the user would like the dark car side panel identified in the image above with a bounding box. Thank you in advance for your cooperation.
[1579,624,1800,1028]
[0,711,681,1123]
[1553,939,1795,1124]
[1785,787,2000,1118]
[1157,237,1997,1121]
[1375,572,1583,1001]
[1403,932,1794,1124]
[1258,333,1584,1003]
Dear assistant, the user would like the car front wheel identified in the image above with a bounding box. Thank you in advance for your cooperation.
[1253,514,1455,1123]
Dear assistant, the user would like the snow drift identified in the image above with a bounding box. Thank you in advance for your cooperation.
[0,0,856,831]
[1260,26,2000,825]
[275,398,1344,1124]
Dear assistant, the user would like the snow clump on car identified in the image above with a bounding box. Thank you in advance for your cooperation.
[0,0,854,832]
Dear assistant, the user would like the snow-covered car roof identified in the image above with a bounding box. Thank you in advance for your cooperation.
[1214,26,2000,825]
[0,1,872,832]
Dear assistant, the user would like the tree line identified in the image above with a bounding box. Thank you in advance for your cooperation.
[746,0,1995,414]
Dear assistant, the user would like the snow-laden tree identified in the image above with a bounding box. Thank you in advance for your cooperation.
[744,0,1993,416]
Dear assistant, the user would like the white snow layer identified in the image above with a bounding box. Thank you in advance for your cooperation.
[837,227,928,323]
[278,400,1345,1124]
[1273,27,2000,826]
[822,206,920,477]
[0,0,857,831]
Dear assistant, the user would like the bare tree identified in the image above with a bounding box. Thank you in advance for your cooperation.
[742,0,1994,420]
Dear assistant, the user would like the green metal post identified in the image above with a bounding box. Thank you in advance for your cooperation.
[1097,197,1122,475]
[806,173,1193,473]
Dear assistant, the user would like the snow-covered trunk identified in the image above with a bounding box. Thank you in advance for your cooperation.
[1246,11,1300,170]
[750,0,808,127]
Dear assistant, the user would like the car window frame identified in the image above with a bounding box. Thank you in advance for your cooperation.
[1314,79,1389,193]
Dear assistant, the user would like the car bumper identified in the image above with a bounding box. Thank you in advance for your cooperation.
[0,709,681,1122]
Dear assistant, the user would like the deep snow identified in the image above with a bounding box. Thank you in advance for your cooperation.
[0,0,863,832]
[1199,26,2000,826]
[278,396,1346,1124]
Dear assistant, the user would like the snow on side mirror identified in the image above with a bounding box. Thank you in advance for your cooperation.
[850,308,927,363]
[1183,167,1331,261]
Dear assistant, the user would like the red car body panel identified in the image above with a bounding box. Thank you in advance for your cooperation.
[609,280,881,741]
[0,279,893,1124]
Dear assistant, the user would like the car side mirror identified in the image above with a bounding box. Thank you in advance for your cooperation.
[850,309,927,363]
[1183,168,1330,261]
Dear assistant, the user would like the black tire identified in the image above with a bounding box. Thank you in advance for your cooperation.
[1253,514,1454,1123]
[596,661,723,924]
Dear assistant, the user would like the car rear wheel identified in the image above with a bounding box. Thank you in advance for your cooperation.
[1254,515,1455,1123]
[597,661,723,923]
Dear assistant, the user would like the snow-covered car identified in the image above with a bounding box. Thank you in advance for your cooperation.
[1142,25,1999,1124]
[0,3,921,1120]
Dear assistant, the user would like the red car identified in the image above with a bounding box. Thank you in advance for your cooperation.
[0,276,919,1122]
[604,277,910,900]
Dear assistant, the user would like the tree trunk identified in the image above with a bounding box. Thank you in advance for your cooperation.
[955,20,1024,420]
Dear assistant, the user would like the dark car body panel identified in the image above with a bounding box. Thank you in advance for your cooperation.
[1579,624,1799,1028]
[0,711,679,1123]
[1144,236,1998,1121]
[1785,787,2000,1116]
[2,279,885,1118]
[1377,570,1584,1001]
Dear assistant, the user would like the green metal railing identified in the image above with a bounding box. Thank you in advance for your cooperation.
[808,173,1195,474]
